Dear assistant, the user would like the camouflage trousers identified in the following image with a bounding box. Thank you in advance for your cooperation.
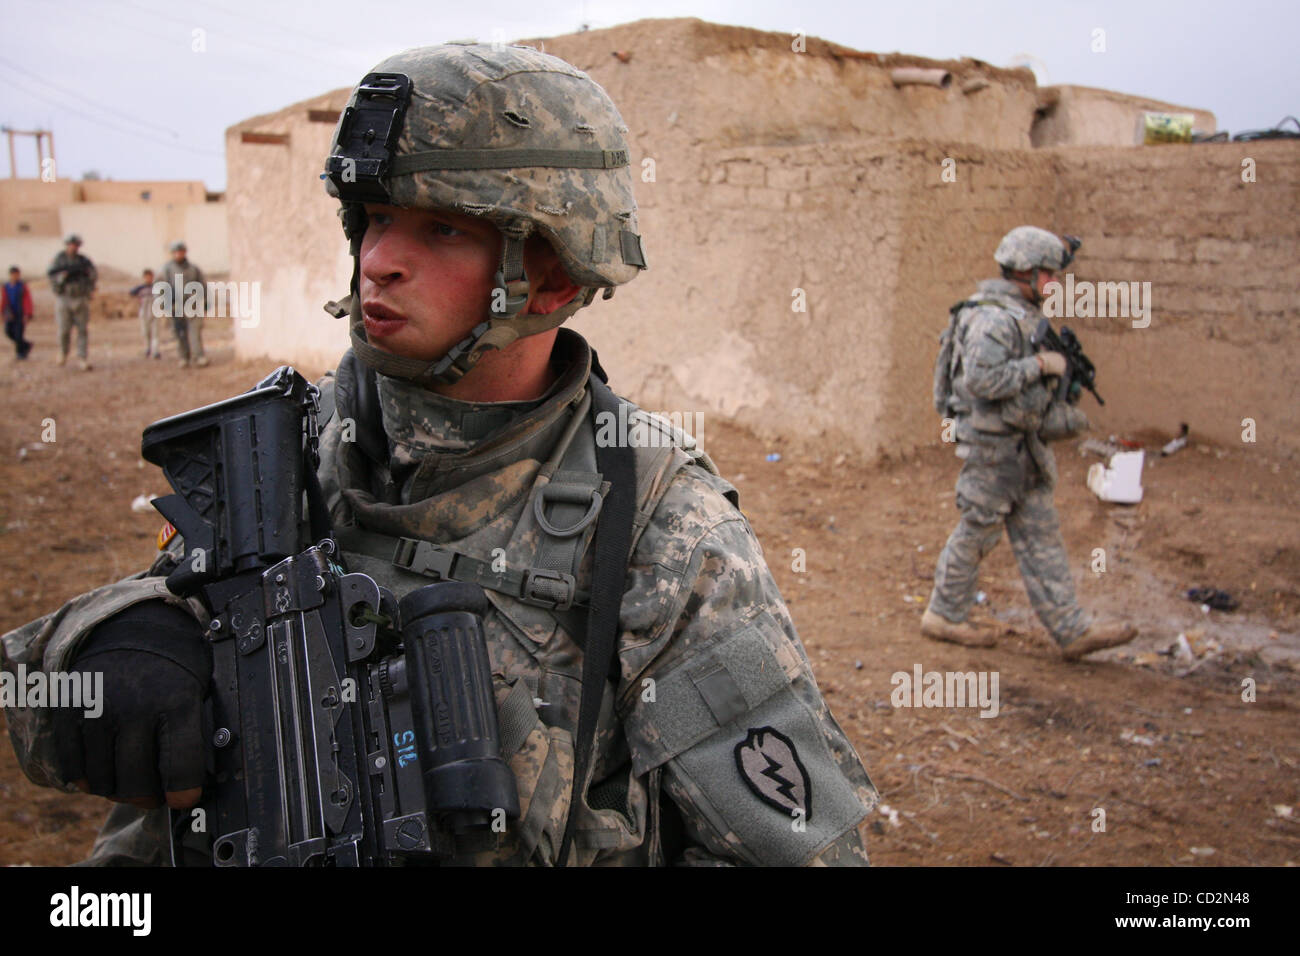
[169,315,205,363]
[55,297,90,360]
[928,449,1089,643]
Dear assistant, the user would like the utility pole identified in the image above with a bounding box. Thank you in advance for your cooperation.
[1,127,56,178]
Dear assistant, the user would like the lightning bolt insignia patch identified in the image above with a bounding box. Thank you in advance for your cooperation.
[735,727,811,820]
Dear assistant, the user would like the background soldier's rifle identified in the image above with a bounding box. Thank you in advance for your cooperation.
[1032,318,1104,406]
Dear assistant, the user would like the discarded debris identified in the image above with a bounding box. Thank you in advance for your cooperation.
[1186,587,1238,611]
[1079,437,1124,459]
[1161,423,1190,457]
[764,452,781,463]
[1120,729,1157,746]
[1087,449,1144,504]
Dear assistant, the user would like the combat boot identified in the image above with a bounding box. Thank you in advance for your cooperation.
[1059,622,1138,661]
[921,608,997,648]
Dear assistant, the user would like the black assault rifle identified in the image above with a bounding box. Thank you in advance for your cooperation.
[140,366,519,866]
[1031,318,1104,406]
[49,261,90,284]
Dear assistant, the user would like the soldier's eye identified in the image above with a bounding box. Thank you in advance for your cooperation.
[431,222,462,238]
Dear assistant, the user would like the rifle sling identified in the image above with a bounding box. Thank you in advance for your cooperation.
[557,373,635,866]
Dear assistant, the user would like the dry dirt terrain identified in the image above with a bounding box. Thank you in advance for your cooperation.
[1,280,1297,866]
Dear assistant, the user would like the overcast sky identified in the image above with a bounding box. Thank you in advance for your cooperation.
[3,0,1296,190]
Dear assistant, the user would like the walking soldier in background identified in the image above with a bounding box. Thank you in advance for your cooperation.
[925,226,1138,660]
[157,240,208,368]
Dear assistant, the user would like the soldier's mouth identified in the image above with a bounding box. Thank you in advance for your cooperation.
[363,301,408,338]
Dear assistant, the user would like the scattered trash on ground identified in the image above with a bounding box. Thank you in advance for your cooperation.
[765,452,781,462]
[1161,423,1190,457]
[1120,729,1157,747]
[1087,449,1144,503]
[1186,587,1238,611]
[1078,438,1124,459]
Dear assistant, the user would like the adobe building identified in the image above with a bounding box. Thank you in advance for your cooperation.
[225,18,1299,461]
[0,177,227,278]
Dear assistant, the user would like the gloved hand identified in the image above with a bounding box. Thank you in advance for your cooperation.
[1036,351,1067,377]
[54,601,211,810]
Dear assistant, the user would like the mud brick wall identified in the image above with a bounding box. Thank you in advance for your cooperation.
[225,18,1300,463]
[1048,140,1300,459]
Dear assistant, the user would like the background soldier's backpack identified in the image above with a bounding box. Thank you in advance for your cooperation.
[933,298,1009,414]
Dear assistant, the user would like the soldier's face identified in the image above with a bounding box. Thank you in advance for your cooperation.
[1035,269,1056,297]
[358,204,500,361]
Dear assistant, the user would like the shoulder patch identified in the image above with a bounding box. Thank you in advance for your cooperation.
[735,726,812,821]
[156,520,177,551]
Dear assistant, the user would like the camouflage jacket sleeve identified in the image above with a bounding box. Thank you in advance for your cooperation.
[960,308,1043,402]
[617,467,877,866]
[0,546,201,791]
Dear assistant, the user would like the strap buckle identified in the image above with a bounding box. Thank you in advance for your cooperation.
[534,484,602,538]
[392,538,454,579]
[521,568,577,611]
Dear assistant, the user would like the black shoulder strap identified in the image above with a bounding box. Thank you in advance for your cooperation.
[335,348,388,467]
[557,370,636,866]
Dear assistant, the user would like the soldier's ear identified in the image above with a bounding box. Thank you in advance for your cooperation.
[523,236,582,315]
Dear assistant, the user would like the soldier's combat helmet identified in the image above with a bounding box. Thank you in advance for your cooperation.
[994,226,1081,273]
[323,42,647,386]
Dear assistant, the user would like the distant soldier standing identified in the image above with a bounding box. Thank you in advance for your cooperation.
[924,226,1137,660]
[47,234,97,370]
[157,240,208,367]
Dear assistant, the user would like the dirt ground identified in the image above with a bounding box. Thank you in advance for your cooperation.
[1,279,1297,866]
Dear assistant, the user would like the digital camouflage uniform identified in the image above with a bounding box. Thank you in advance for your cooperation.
[155,256,206,364]
[2,43,877,866]
[929,276,1090,644]
[47,249,97,361]
[2,331,877,865]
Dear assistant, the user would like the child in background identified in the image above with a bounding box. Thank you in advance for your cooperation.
[130,268,160,358]
[2,266,34,360]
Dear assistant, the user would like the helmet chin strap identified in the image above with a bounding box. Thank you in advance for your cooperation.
[331,204,589,387]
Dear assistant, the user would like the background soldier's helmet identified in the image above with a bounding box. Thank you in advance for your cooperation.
[994,226,1081,272]
[324,42,647,385]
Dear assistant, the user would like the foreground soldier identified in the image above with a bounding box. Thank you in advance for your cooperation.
[47,234,97,371]
[924,226,1137,660]
[2,44,876,865]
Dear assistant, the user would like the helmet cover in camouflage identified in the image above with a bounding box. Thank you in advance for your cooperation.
[325,42,645,288]
[994,226,1078,272]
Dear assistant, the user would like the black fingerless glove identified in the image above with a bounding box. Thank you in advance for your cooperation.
[54,600,211,800]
